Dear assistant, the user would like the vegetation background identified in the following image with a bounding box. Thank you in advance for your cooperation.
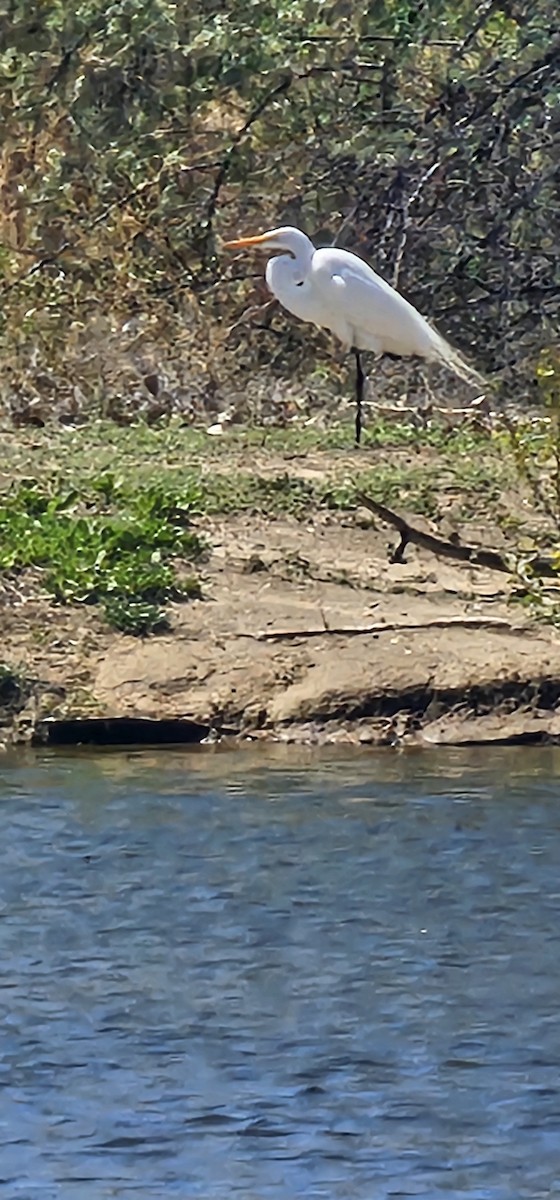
[0,0,558,426]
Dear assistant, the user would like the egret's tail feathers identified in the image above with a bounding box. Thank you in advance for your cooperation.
[429,329,486,391]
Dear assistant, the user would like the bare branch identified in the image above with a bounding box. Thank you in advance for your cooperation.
[357,493,558,579]
[241,616,519,642]
[201,73,294,260]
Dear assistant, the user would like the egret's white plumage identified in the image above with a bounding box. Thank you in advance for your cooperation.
[224,225,484,443]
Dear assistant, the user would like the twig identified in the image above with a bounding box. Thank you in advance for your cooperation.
[291,35,461,47]
[241,616,519,642]
[357,400,489,420]
[44,29,92,97]
[202,72,293,258]
[357,493,558,579]
[225,298,278,339]
[451,0,503,60]
[390,159,444,288]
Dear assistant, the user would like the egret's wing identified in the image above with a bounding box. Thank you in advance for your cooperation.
[313,248,433,356]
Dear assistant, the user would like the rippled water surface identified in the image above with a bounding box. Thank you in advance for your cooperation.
[1,746,560,1199]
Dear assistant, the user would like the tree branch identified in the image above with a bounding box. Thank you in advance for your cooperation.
[241,616,519,642]
[356,493,558,579]
[201,72,293,260]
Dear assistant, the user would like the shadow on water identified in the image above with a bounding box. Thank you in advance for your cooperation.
[0,745,559,1199]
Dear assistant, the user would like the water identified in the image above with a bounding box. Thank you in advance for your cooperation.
[0,746,560,1199]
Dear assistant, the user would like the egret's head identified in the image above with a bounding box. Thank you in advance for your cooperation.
[223,226,310,259]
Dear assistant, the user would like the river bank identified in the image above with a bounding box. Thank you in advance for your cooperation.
[2,415,560,748]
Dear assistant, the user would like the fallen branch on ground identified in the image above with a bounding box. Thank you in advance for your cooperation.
[356,493,558,579]
[241,616,519,642]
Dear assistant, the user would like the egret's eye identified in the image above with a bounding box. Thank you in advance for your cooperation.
[295,281,304,287]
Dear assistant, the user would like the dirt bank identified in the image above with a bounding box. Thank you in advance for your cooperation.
[1,415,560,748]
[2,419,560,749]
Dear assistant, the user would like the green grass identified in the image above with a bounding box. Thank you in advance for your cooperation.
[198,456,505,520]
[0,414,548,635]
[0,479,203,635]
[0,413,511,487]
[0,415,513,516]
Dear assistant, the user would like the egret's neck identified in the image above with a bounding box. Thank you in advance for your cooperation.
[264,232,315,296]
[265,227,315,272]
[265,255,298,301]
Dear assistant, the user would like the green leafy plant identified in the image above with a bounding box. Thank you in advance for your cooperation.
[0,480,203,634]
[102,598,170,636]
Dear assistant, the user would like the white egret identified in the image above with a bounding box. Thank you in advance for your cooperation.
[224,226,485,445]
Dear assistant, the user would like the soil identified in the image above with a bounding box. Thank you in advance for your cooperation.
[3,435,560,749]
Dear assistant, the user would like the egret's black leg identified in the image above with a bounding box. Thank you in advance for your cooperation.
[354,349,365,447]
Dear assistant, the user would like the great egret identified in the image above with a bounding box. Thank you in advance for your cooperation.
[224,226,485,445]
